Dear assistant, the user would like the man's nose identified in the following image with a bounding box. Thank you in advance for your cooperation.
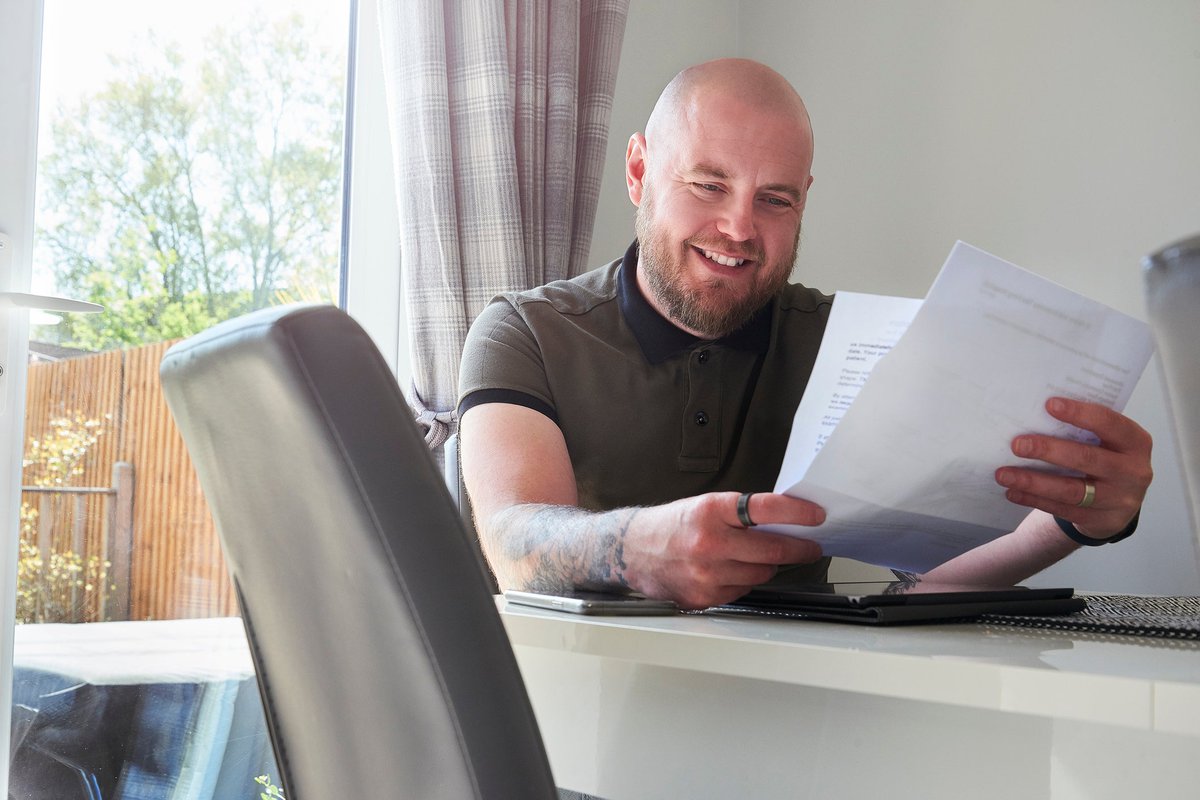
[715,196,756,242]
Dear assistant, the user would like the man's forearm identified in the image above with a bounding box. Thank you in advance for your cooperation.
[481,503,641,594]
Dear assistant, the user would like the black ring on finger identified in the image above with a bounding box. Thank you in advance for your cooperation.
[736,492,756,527]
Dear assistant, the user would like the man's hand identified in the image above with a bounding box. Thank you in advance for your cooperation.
[619,492,824,609]
[995,397,1153,540]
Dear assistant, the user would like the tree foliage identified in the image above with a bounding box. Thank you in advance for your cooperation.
[35,13,345,351]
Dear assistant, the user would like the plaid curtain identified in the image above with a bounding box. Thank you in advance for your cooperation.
[378,0,629,454]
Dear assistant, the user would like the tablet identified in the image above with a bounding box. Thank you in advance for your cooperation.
[722,581,1085,625]
[504,589,680,616]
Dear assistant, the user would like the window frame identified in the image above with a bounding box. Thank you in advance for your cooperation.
[0,0,46,791]
[344,0,405,383]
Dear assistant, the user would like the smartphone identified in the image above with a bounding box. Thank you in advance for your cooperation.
[504,589,679,616]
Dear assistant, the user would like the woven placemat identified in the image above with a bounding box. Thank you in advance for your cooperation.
[981,594,1200,640]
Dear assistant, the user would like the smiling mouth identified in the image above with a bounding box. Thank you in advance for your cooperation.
[698,247,749,267]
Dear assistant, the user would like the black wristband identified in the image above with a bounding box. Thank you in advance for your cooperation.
[1054,510,1140,546]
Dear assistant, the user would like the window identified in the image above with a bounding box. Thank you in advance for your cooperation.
[4,0,356,795]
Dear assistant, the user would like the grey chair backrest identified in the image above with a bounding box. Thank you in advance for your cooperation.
[159,304,557,800]
[1143,233,1200,539]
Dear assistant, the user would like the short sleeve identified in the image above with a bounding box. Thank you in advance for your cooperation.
[457,297,556,419]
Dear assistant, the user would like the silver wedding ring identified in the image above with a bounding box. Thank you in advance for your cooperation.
[1078,480,1096,509]
[736,492,757,527]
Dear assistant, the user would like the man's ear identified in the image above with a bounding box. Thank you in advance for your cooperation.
[798,173,814,211]
[625,132,647,206]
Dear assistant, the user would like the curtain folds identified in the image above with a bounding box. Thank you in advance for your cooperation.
[378,0,629,453]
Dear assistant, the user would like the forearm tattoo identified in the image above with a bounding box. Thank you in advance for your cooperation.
[486,504,638,594]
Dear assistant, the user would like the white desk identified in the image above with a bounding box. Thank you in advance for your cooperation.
[13,616,257,684]
[500,600,1200,799]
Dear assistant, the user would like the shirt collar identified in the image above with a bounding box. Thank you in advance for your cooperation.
[617,240,774,364]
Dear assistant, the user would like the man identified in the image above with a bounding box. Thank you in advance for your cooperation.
[456,58,1152,610]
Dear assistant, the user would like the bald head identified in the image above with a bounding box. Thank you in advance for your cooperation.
[623,59,816,339]
[646,58,813,154]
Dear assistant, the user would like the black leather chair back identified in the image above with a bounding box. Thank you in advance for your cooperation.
[160,304,557,800]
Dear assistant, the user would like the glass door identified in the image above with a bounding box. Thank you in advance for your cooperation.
[3,1,354,796]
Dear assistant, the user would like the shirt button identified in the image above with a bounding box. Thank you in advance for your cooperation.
[697,350,709,364]
[694,411,709,426]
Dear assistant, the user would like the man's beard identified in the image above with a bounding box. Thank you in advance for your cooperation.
[634,195,800,339]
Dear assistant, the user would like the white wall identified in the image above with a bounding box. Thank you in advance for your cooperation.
[594,0,1200,593]
[590,0,743,267]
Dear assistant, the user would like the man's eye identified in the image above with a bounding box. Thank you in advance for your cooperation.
[694,183,721,192]
[764,196,792,208]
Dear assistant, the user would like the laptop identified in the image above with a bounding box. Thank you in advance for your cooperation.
[717,580,1085,625]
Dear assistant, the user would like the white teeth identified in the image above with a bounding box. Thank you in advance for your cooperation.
[703,249,745,267]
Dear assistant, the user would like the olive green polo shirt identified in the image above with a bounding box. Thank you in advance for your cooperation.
[459,241,833,582]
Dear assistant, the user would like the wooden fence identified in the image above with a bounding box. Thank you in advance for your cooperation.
[22,341,238,621]
[20,462,133,623]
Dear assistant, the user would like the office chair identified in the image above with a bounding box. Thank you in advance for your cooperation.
[159,304,558,800]
[1143,233,1200,542]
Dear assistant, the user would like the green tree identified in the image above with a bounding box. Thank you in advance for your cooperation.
[35,12,344,351]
